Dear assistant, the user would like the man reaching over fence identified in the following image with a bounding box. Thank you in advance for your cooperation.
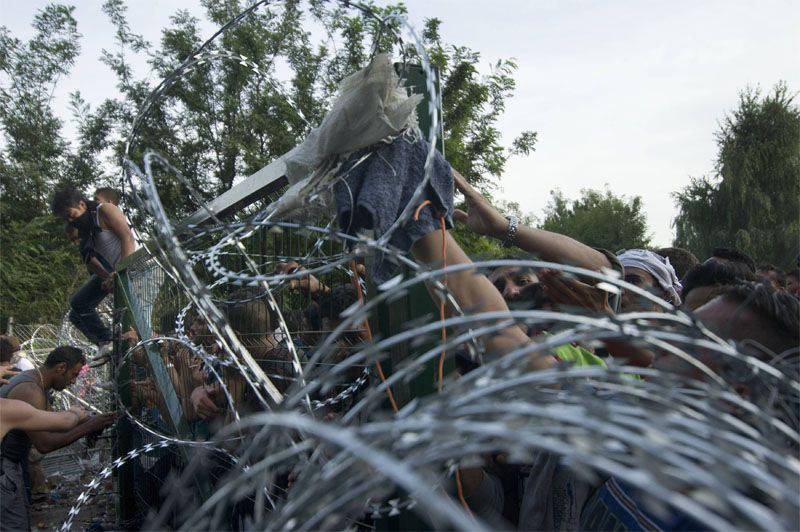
[0,346,115,530]
[51,187,136,362]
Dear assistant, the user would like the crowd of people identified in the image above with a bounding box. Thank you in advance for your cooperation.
[1,159,798,531]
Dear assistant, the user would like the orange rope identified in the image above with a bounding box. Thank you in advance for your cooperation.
[413,202,471,516]
[349,259,399,413]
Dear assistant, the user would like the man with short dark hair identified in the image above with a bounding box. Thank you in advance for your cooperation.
[786,269,800,297]
[51,187,135,359]
[681,259,749,310]
[0,346,115,529]
[708,247,757,277]
[582,281,799,530]
[695,281,798,361]
[656,247,698,280]
[93,187,120,206]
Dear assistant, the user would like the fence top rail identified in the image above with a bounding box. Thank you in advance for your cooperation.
[117,151,289,272]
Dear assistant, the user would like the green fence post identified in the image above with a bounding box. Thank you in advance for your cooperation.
[370,64,451,531]
[114,276,137,528]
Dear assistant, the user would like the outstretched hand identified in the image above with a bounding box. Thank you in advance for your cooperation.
[275,261,329,294]
[539,269,613,315]
[452,169,508,239]
[0,363,19,381]
[190,384,221,420]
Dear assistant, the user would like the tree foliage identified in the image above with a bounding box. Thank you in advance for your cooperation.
[673,83,800,266]
[541,188,651,252]
[0,1,537,321]
[84,0,537,220]
[0,5,89,322]
[0,217,84,323]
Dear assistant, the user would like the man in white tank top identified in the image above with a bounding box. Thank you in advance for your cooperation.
[51,187,136,358]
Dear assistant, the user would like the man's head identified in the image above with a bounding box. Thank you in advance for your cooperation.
[617,249,682,311]
[695,281,799,361]
[316,285,369,346]
[681,259,747,310]
[187,315,213,347]
[489,260,540,304]
[656,247,698,281]
[225,290,277,344]
[94,187,120,206]
[44,346,86,390]
[0,335,21,364]
[708,247,756,277]
[757,264,785,289]
[51,187,89,221]
[655,282,798,395]
[786,269,800,297]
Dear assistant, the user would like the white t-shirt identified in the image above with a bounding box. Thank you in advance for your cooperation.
[12,355,35,371]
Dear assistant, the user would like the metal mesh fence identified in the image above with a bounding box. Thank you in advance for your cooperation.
[112,180,380,526]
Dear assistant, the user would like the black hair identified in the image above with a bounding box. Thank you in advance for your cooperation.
[0,335,20,364]
[50,187,87,216]
[720,281,799,349]
[225,289,277,337]
[318,286,359,321]
[656,247,698,280]
[757,263,786,283]
[44,346,86,368]
[710,247,756,274]
[682,260,747,302]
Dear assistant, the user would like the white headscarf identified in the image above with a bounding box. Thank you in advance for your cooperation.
[617,249,683,305]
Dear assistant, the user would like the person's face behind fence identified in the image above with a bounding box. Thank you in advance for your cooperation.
[655,295,792,396]
[489,266,539,303]
[621,267,664,312]
[189,318,213,347]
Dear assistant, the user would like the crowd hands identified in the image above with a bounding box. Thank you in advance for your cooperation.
[103,163,798,529]
[5,170,795,529]
[120,260,369,432]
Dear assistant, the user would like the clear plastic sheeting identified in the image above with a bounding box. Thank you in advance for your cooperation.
[283,53,423,186]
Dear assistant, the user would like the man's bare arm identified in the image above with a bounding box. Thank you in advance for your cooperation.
[411,230,555,372]
[452,170,611,273]
[100,203,136,260]
[8,382,114,453]
[0,399,87,439]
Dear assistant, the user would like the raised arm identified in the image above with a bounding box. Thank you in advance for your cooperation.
[99,202,136,260]
[411,230,555,372]
[0,398,87,439]
[452,170,612,273]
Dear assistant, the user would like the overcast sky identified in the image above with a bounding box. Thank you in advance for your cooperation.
[3,0,799,246]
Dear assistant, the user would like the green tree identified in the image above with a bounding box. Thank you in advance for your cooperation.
[0,5,87,322]
[1,1,538,320]
[673,83,800,265]
[541,188,651,252]
[85,0,537,220]
[0,218,84,323]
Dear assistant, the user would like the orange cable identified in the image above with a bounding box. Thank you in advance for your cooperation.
[349,259,399,413]
[413,202,471,516]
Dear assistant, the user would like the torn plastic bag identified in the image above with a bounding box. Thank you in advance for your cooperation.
[283,53,422,186]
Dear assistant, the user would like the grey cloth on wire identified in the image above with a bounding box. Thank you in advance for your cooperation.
[333,133,453,284]
[0,457,31,531]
